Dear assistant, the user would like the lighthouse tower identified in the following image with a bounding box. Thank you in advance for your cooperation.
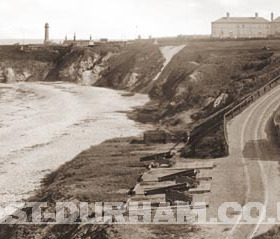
[44,23,49,44]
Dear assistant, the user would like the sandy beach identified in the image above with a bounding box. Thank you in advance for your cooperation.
[0,82,149,205]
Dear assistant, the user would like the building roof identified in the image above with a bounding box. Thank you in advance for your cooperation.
[64,40,92,43]
[213,17,269,23]
[274,17,280,22]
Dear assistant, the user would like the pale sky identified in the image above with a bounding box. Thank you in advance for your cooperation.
[0,0,279,40]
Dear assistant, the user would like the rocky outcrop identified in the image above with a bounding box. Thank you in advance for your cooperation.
[0,46,62,83]
[0,60,52,83]
[94,44,165,92]
[56,51,116,85]
[20,44,164,92]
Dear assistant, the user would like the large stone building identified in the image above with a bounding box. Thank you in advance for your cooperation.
[212,13,280,38]
[271,16,280,35]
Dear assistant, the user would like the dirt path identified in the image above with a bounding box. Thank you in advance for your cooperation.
[141,45,186,93]
[201,84,280,238]
[152,45,186,82]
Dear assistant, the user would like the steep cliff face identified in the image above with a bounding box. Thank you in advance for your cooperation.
[48,44,165,90]
[94,43,165,92]
[0,60,52,83]
[0,44,165,91]
[0,46,66,83]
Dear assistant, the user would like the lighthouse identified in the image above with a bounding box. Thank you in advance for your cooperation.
[44,23,49,44]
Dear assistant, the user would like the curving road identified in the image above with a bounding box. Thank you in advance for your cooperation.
[205,84,280,239]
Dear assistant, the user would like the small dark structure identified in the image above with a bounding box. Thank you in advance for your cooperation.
[143,130,189,145]
[165,190,193,205]
[144,130,170,144]
[158,169,199,182]
[175,176,200,188]
[150,158,176,168]
[144,183,189,196]
[140,151,173,162]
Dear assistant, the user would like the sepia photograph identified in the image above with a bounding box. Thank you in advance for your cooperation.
[1,0,280,238]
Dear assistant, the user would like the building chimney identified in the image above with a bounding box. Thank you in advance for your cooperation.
[255,12,259,18]
[226,12,230,18]
[74,33,76,41]
[44,23,49,44]
[271,12,274,21]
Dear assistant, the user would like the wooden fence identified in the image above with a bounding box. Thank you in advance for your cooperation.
[188,69,280,155]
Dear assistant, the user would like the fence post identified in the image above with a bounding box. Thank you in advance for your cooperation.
[222,73,280,156]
